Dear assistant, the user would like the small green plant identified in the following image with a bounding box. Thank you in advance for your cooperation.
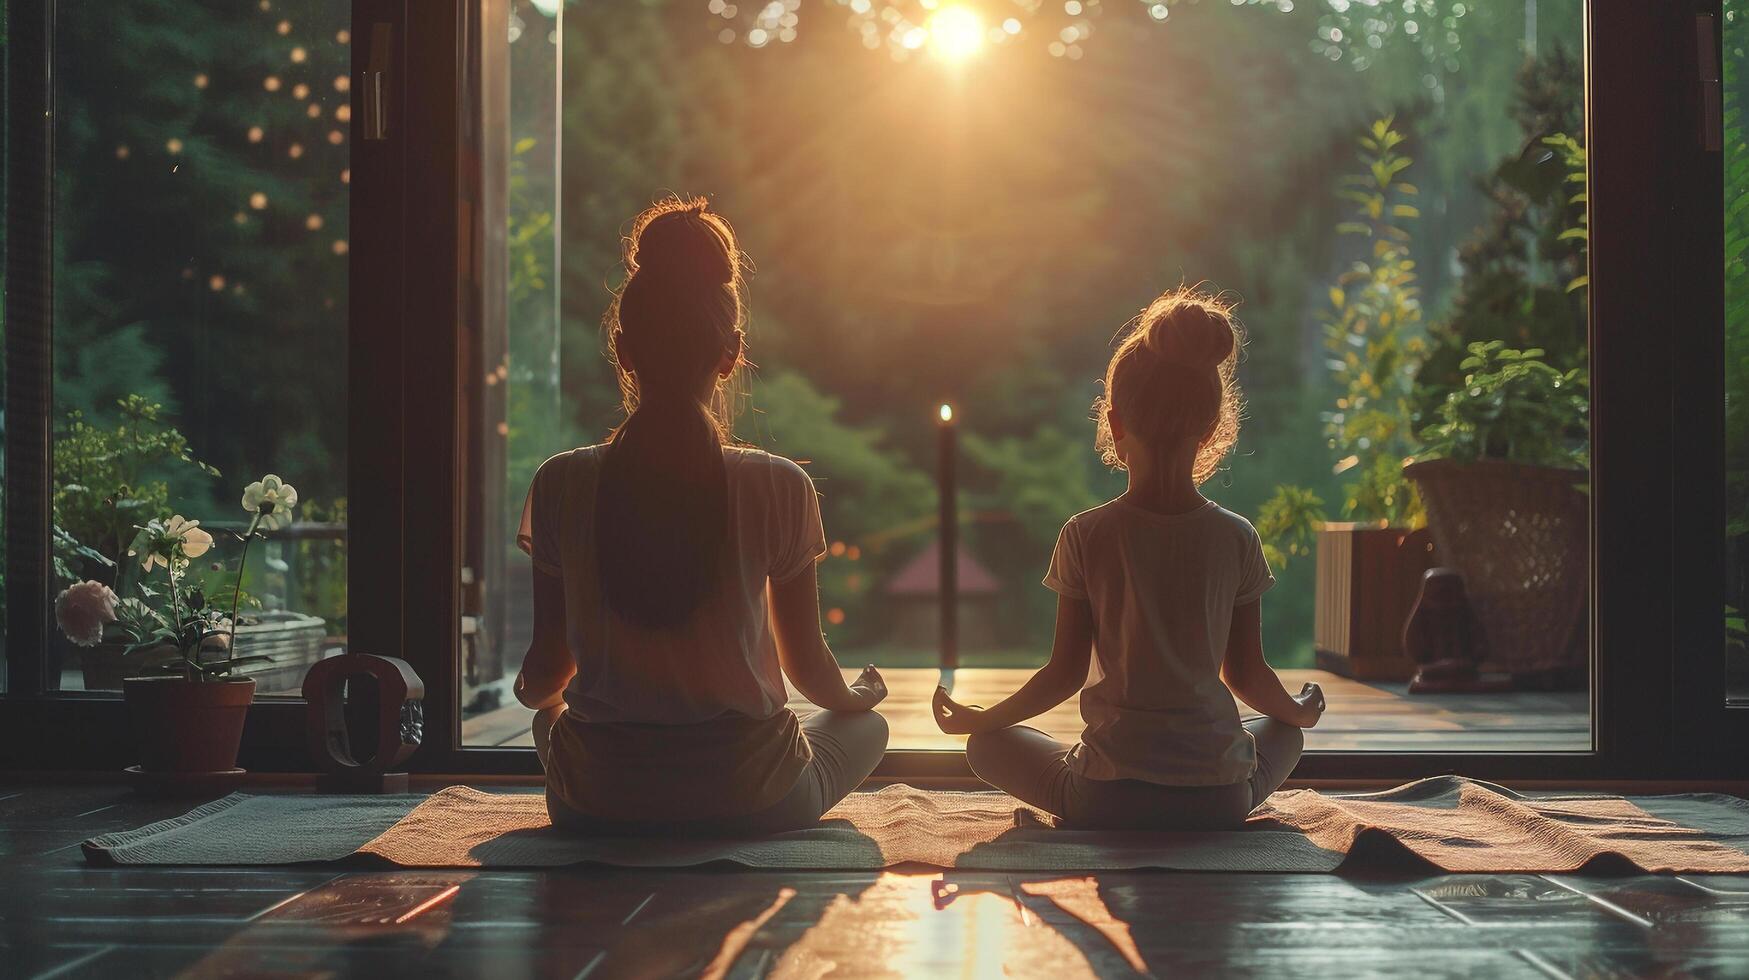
[1415,342,1589,469]
[53,395,219,574]
[1261,117,1426,567]
[1255,485,1326,571]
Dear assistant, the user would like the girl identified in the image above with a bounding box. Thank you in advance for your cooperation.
[516,197,889,836]
[932,287,1324,830]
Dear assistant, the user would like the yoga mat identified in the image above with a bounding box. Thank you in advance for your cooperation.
[84,776,1749,874]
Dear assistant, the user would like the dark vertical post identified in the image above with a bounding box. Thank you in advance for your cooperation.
[5,0,56,695]
[937,403,958,671]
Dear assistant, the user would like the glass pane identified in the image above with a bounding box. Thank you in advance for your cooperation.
[469,1,1590,752]
[49,2,350,694]
[1727,0,1749,706]
[462,0,564,743]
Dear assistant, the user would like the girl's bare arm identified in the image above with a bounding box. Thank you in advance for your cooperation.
[1220,600,1323,727]
[516,567,577,711]
[769,563,887,712]
[933,595,1094,735]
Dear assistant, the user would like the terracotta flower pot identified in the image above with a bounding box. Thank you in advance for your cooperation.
[123,675,256,773]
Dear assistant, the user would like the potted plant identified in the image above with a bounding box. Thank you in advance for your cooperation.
[1257,117,1434,681]
[49,397,222,687]
[1407,343,1589,686]
[54,474,300,774]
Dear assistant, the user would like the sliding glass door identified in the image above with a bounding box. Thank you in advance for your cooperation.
[461,0,1606,767]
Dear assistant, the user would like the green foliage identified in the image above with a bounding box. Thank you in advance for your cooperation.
[1413,52,1588,426]
[1726,0,1749,544]
[746,371,934,642]
[1416,342,1588,468]
[1262,117,1429,570]
[963,426,1102,553]
[1255,485,1325,571]
[54,1,351,513]
[1321,116,1427,527]
[1543,133,1589,294]
[53,396,220,573]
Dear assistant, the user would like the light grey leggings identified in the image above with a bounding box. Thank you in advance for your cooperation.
[964,717,1305,831]
[542,709,889,837]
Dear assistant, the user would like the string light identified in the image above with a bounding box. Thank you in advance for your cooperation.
[305,214,324,230]
[264,75,281,92]
[334,104,351,122]
[193,73,209,89]
[209,274,227,291]
[336,29,351,44]
[333,75,350,93]
[327,129,344,145]
[331,239,349,255]
[287,142,304,159]
[165,138,184,154]
[234,211,248,225]
[306,103,322,118]
[290,46,307,63]
[247,126,264,143]
[250,191,268,209]
[115,145,131,159]
[292,83,310,100]
[276,19,292,35]
[340,168,351,184]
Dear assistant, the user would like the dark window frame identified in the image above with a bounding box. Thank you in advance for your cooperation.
[4,0,1744,780]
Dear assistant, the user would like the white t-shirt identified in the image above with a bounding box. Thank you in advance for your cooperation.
[1043,497,1275,786]
[518,444,827,726]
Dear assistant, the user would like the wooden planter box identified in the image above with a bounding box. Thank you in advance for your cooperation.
[80,611,330,694]
[1313,523,1437,681]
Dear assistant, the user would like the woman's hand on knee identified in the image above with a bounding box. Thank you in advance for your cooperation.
[848,665,888,710]
[932,686,990,735]
[1293,682,1326,728]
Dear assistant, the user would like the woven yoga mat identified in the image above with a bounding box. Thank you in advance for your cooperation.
[84,776,1749,874]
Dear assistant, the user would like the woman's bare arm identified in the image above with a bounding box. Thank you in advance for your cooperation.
[769,563,886,712]
[516,567,577,712]
[1220,600,1323,728]
[932,595,1094,735]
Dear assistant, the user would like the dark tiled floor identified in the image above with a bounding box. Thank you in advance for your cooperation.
[2,783,1746,979]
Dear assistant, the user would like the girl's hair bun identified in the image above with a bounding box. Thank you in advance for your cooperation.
[626,199,737,288]
[1143,293,1237,371]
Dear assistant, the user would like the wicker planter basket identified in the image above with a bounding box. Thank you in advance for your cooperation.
[1405,459,1587,677]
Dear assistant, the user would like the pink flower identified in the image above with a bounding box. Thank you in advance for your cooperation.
[55,580,119,647]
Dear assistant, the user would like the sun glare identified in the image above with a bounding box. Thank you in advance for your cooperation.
[927,6,984,63]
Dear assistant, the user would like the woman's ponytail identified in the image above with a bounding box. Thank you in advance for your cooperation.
[595,198,745,628]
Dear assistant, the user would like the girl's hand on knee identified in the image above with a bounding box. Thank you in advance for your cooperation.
[1293,682,1326,728]
[849,664,888,709]
[932,686,989,735]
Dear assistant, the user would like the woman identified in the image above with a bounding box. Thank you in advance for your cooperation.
[517,197,888,835]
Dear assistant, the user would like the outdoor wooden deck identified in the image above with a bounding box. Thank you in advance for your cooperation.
[463,667,1590,753]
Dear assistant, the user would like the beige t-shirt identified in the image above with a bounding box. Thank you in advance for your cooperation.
[518,444,828,726]
[519,444,828,820]
[1043,497,1275,787]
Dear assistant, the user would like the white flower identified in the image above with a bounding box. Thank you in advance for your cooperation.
[54,580,119,647]
[241,474,299,531]
[165,515,214,559]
